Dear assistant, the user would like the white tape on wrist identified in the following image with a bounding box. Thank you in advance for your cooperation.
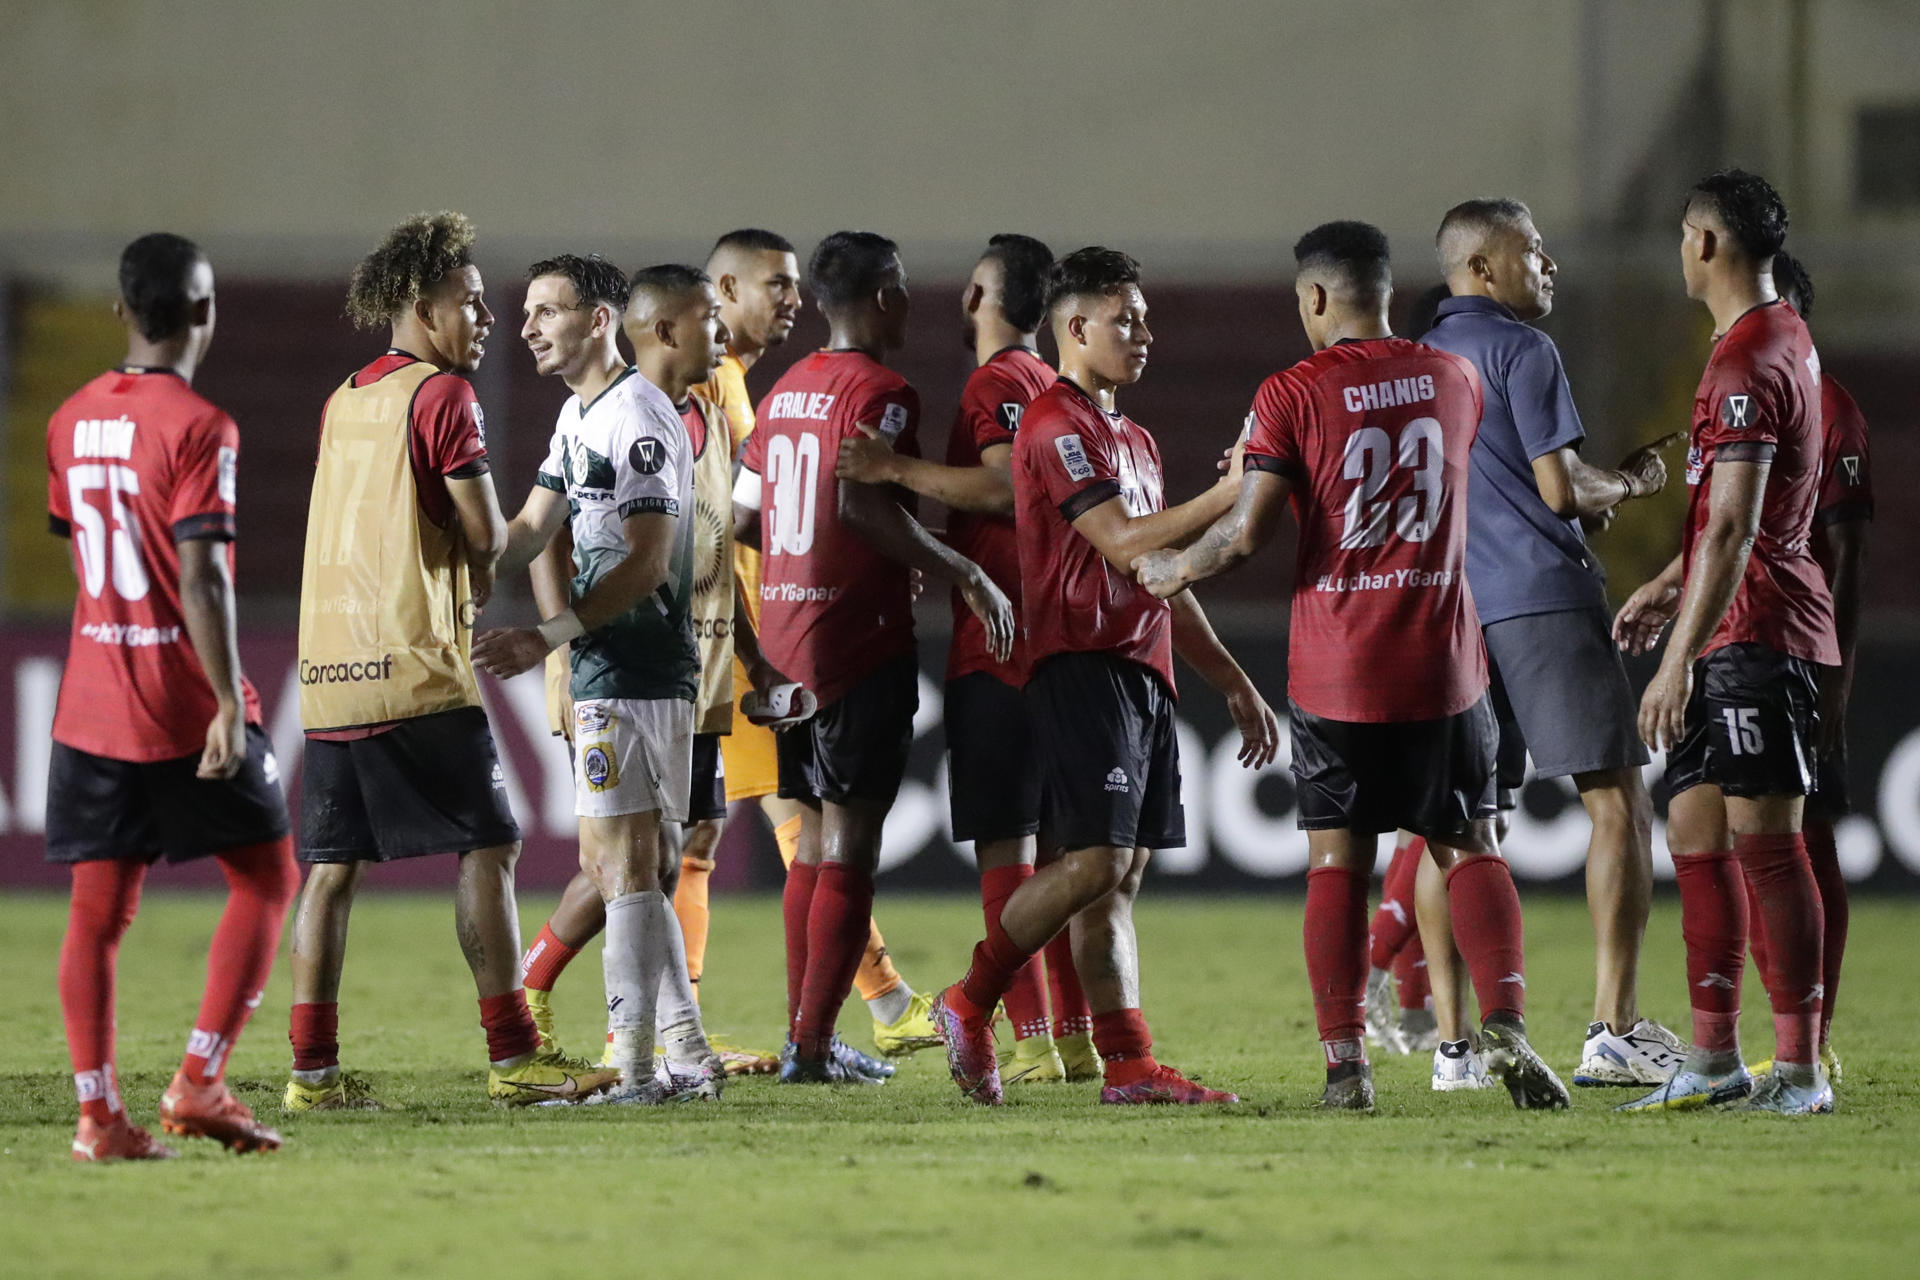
[536,609,586,651]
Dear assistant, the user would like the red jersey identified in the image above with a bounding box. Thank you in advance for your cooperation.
[741,350,921,707]
[1245,338,1487,723]
[46,368,263,762]
[945,346,1055,684]
[1013,379,1175,693]
[1814,372,1873,560]
[1681,301,1839,666]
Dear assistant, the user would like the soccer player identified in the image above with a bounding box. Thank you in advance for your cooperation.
[1362,832,1436,1056]
[287,213,609,1110]
[476,262,741,1103]
[700,229,941,1059]
[732,230,1015,1084]
[48,234,297,1160]
[931,246,1275,1107]
[1613,171,1838,1115]
[1134,222,1568,1112]
[834,234,1098,1083]
[1422,198,1685,1087]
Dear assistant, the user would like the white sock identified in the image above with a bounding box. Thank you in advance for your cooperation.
[866,980,915,1026]
[603,891,666,1083]
[651,904,710,1063]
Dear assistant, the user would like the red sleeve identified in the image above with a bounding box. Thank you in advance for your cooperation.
[1244,372,1305,479]
[1028,402,1121,522]
[740,421,765,475]
[412,374,490,478]
[1697,349,1780,463]
[960,366,1019,453]
[47,418,71,536]
[169,411,240,542]
[853,383,921,460]
[1818,388,1873,522]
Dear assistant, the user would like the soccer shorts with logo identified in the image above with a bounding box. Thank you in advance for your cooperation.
[1028,651,1185,852]
[688,732,726,823]
[300,706,520,862]
[946,672,1042,845]
[776,651,919,809]
[1290,694,1499,840]
[47,724,290,864]
[573,698,695,822]
[1663,642,1822,800]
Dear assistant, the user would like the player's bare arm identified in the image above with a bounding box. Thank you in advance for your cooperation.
[445,471,509,610]
[1168,589,1279,768]
[1636,459,1768,750]
[1531,430,1684,519]
[836,427,1016,516]
[1133,468,1292,599]
[176,535,247,780]
[1069,444,1247,582]
[838,479,1014,661]
[529,523,575,738]
[1818,516,1868,751]
[473,510,675,678]
[490,484,570,585]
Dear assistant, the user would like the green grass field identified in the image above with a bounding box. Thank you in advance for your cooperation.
[4,890,1918,1279]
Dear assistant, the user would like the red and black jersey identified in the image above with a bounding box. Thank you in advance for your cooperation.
[46,368,263,761]
[1244,338,1487,723]
[1815,371,1873,530]
[741,350,921,707]
[1013,379,1175,694]
[945,346,1055,684]
[1682,300,1839,666]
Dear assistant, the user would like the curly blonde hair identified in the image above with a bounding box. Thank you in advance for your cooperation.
[346,211,477,329]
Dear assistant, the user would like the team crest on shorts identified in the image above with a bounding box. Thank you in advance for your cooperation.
[575,703,614,734]
[582,745,619,792]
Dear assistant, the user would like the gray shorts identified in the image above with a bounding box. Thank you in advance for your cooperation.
[1483,606,1650,782]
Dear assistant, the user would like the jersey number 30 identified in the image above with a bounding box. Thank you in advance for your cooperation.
[68,464,151,600]
[1340,418,1443,550]
[764,434,821,556]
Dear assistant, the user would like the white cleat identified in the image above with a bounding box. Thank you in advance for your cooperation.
[1574,1019,1688,1087]
[1743,1064,1834,1115]
[1364,967,1412,1055]
[656,1054,725,1102]
[1432,1039,1497,1092]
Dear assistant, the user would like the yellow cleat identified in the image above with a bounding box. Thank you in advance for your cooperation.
[711,1037,781,1076]
[997,1033,1067,1084]
[873,990,943,1058]
[489,1048,620,1106]
[282,1070,383,1113]
[1054,1031,1102,1082]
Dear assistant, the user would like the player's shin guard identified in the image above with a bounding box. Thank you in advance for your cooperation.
[1044,932,1092,1038]
[182,837,298,1085]
[1736,833,1824,1066]
[794,863,874,1059]
[781,862,818,1032]
[1443,855,1527,1021]
[672,855,715,994]
[603,891,667,1080]
[61,860,146,1123]
[1673,850,1748,1055]
[982,865,1050,1039]
[1091,1008,1157,1086]
[1303,866,1369,1064]
[1804,820,1848,1045]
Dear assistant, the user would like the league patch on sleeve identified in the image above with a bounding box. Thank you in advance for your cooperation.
[1839,454,1863,487]
[217,445,237,504]
[997,403,1023,434]
[877,401,911,441]
[629,437,666,475]
[1721,393,1753,431]
[1054,433,1096,482]
[471,402,487,445]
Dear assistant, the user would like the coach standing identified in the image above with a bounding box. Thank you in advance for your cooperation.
[1422,199,1683,1088]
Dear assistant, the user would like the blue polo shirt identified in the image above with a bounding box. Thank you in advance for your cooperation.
[1420,295,1607,625]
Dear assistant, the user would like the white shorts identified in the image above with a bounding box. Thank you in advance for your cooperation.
[573,698,694,821]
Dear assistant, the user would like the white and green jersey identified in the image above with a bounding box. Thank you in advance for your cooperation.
[536,367,698,703]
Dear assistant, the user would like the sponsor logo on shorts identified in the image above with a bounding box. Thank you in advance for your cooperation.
[583,745,619,792]
[1055,434,1096,482]
[1104,766,1130,794]
[298,655,395,685]
[263,751,280,786]
[575,703,614,734]
[491,762,507,790]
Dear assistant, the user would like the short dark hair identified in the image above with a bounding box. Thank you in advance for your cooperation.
[1046,246,1141,312]
[1294,220,1392,300]
[627,262,713,305]
[118,232,205,341]
[981,234,1054,332]
[808,231,902,311]
[710,228,795,258]
[1688,168,1788,262]
[526,253,629,311]
[1434,198,1533,275]
[1772,249,1814,320]
[347,211,477,329]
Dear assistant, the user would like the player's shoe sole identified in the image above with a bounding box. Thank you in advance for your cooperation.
[72,1115,176,1162]
[1480,1019,1571,1110]
[873,990,944,1058]
[159,1075,282,1153]
[931,987,1002,1105]
[1574,1019,1688,1086]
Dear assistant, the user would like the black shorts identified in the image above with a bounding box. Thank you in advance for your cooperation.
[1028,652,1185,852]
[46,725,290,865]
[776,651,919,809]
[1488,673,1528,812]
[946,672,1041,845]
[300,706,520,863]
[688,733,726,823]
[1806,742,1850,821]
[1665,644,1820,800]
[1290,694,1499,840]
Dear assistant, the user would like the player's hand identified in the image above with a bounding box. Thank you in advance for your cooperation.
[959,567,1016,663]
[468,556,496,613]
[472,627,550,679]
[836,424,898,485]
[1131,549,1186,600]
[1638,658,1692,753]
[1224,678,1279,769]
[197,698,247,780]
[744,654,794,701]
[1581,506,1618,538]
[1218,435,1248,487]
[1617,432,1684,499]
[1612,578,1681,656]
[1816,665,1849,755]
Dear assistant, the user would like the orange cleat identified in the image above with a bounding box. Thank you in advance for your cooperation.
[72,1115,177,1162]
[159,1074,283,1154]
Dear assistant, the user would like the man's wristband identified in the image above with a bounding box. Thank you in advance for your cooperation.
[536,609,586,651]
[1615,470,1638,503]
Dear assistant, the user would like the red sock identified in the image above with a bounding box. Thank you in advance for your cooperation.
[181,837,298,1085]
[793,862,874,1059]
[1673,850,1748,1054]
[1395,936,1430,1011]
[1091,1007,1157,1086]
[520,924,581,994]
[1444,855,1527,1021]
[982,865,1051,1039]
[1303,866,1369,1056]
[953,911,1034,1022]
[781,861,819,1034]
[290,1002,340,1073]
[1044,932,1091,1038]
[1736,832,1823,1066]
[1805,820,1847,1046]
[479,990,540,1064]
[60,860,146,1123]
[1368,838,1423,970]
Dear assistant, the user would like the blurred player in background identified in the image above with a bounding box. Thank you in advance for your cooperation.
[1614,170,1837,1115]
[836,233,1099,1084]
[1136,222,1568,1112]
[48,234,297,1160]
[935,247,1273,1107]
[733,230,1015,1084]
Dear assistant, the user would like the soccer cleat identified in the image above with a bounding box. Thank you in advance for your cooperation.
[72,1115,176,1162]
[777,1046,881,1085]
[873,990,943,1058]
[1479,1017,1571,1110]
[831,1035,896,1081]
[656,1055,726,1102]
[581,1079,671,1106]
[1364,967,1411,1055]
[1100,1064,1239,1105]
[282,1070,382,1113]
[1054,1031,1102,1082]
[1749,1042,1843,1087]
[1431,1039,1496,1092]
[998,1033,1067,1084]
[159,1075,283,1153]
[1399,1007,1440,1054]
[1616,1055,1754,1113]
[1315,1063,1376,1112]
[711,1037,780,1076]
[488,1048,621,1106]
[1574,1018,1687,1087]
[931,987,1003,1105]
[1742,1065,1834,1115]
